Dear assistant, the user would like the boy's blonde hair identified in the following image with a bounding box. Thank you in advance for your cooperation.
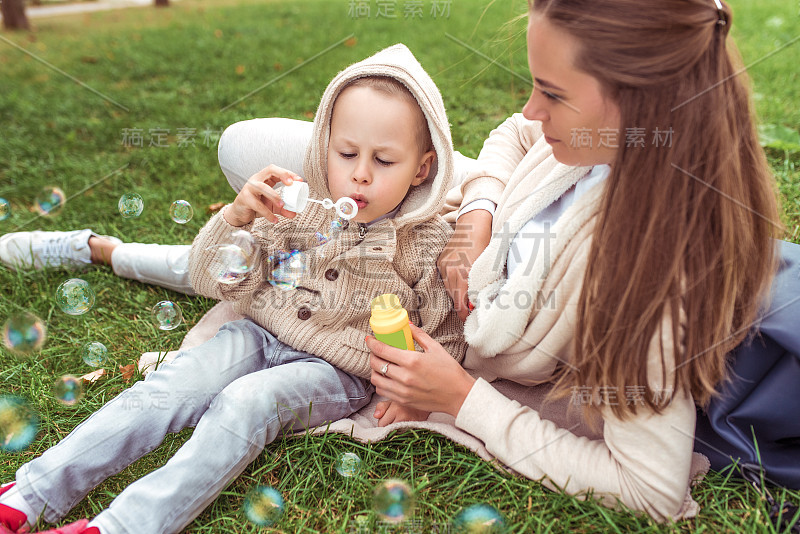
[340,76,433,157]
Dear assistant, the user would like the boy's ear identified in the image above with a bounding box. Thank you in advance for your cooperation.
[411,150,436,186]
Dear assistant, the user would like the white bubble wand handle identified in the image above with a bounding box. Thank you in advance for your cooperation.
[275,180,359,219]
[307,197,358,219]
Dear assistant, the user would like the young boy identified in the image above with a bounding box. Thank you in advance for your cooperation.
[0,44,465,534]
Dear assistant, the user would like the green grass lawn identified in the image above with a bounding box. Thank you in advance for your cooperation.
[1,0,799,532]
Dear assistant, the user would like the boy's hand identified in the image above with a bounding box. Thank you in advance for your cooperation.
[373,399,430,427]
[224,165,303,227]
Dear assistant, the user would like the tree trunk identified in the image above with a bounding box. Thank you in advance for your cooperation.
[1,0,31,31]
[154,0,169,7]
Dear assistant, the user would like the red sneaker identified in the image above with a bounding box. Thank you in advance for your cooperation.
[29,520,97,534]
[0,484,27,533]
[0,486,99,534]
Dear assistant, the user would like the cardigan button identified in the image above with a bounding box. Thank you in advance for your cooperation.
[297,307,312,320]
[324,268,339,281]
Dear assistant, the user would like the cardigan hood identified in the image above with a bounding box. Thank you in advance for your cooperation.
[303,43,455,229]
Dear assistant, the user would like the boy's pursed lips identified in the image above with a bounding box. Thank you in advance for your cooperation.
[349,192,368,208]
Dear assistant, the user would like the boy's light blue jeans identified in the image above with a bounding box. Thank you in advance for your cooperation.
[14,319,373,534]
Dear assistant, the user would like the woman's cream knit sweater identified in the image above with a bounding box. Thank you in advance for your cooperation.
[449,113,699,521]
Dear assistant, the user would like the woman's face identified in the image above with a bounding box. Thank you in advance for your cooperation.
[523,13,621,167]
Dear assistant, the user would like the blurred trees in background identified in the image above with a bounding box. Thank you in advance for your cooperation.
[1,0,31,30]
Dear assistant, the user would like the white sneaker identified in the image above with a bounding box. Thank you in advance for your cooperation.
[0,229,122,271]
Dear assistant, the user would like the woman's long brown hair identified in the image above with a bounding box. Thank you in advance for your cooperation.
[534,0,781,418]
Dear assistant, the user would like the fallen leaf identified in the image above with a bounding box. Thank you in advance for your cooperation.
[80,369,106,383]
[344,36,357,47]
[119,364,136,383]
[273,62,283,71]
[214,28,223,38]
[207,202,225,213]
[235,64,245,75]
[303,111,314,119]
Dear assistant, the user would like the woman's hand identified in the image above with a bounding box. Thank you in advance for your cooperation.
[368,323,476,418]
[373,400,430,427]
[437,209,493,321]
[224,165,302,227]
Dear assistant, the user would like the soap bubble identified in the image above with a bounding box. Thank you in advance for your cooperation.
[53,375,84,406]
[206,230,258,285]
[81,341,108,367]
[2,312,47,356]
[151,301,183,330]
[118,192,144,218]
[0,396,39,452]
[170,200,193,224]
[313,217,348,252]
[35,186,66,216]
[373,479,414,523]
[268,250,307,291]
[314,231,329,246]
[166,246,191,275]
[207,244,250,284]
[243,485,284,527]
[451,504,506,533]
[335,452,362,477]
[0,198,10,221]
[55,278,95,315]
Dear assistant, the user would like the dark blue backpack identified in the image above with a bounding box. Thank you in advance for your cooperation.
[694,239,800,530]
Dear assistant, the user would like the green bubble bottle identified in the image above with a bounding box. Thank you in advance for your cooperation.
[369,293,414,350]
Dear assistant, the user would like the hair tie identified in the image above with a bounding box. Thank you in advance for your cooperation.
[712,0,727,26]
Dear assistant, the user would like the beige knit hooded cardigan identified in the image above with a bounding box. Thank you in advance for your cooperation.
[188,44,466,379]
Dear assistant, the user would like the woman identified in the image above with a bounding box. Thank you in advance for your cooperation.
[368,0,779,521]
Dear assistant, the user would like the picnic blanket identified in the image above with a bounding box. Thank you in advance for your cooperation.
[138,300,709,517]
